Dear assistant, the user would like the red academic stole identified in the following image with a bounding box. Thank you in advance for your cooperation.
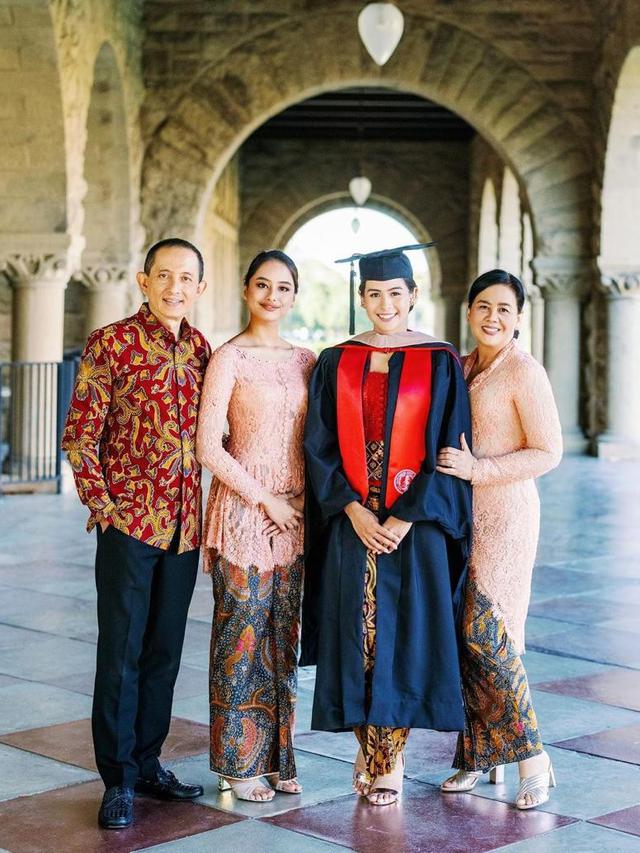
[336,345,434,509]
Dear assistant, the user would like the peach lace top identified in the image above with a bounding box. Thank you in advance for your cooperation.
[196,342,316,573]
[464,340,562,653]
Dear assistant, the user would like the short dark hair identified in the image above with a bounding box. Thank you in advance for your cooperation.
[243,250,299,293]
[144,238,204,282]
[359,277,417,311]
[468,269,526,313]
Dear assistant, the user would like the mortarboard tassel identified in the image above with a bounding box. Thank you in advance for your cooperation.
[349,259,356,335]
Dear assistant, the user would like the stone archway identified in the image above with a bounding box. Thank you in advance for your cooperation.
[238,135,457,292]
[596,46,640,458]
[272,192,441,296]
[477,178,499,276]
[141,12,591,262]
[140,10,593,446]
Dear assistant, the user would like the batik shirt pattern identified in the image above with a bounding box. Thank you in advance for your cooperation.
[62,303,211,553]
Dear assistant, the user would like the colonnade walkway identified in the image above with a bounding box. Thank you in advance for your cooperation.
[0,457,639,852]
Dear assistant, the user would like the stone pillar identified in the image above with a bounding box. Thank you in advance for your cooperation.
[596,269,640,459]
[534,259,589,454]
[78,261,130,335]
[2,249,70,363]
[437,289,466,351]
[0,238,71,487]
[528,283,545,364]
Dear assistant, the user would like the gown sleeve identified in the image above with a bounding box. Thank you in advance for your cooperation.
[301,349,361,668]
[389,349,473,545]
[303,349,362,521]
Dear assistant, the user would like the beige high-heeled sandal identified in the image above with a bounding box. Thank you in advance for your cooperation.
[440,765,504,792]
[353,747,372,796]
[221,776,275,802]
[516,759,556,810]
[366,753,405,806]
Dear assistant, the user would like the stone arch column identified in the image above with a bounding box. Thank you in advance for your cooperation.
[478,178,499,274]
[522,212,544,363]
[498,169,521,273]
[0,1,71,363]
[76,42,132,338]
[533,257,591,453]
[596,47,640,458]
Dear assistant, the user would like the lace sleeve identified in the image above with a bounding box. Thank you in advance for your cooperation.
[471,358,562,486]
[196,345,269,506]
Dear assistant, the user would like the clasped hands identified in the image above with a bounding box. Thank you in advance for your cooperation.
[436,432,474,481]
[345,502,412,555]
[261,492,304,537]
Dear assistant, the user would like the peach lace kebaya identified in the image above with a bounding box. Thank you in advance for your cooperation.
[196,342,316,573]
[464,339,562,653]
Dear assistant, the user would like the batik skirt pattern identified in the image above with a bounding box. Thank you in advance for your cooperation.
[453,578,543,771]
[353,445,409,782]
[209,555,303,781]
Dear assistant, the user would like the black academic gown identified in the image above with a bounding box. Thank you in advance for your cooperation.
[301,341,472,733]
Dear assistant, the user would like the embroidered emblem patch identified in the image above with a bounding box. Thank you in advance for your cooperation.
[394,468,416,494]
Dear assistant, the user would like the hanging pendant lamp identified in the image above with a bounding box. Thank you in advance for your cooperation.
[349,176,372,206]
[357,3,404,66]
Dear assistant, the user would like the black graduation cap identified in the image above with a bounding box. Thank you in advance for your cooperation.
[335,242,437,334]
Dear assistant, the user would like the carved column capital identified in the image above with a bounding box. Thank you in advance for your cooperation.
[2,253,70,291]
[599,269,640,298]
[0,234,71,291]
[78,263,130,292]
[526,282,544,301]
[532,257,594,300]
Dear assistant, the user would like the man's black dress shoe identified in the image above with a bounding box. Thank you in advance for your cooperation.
[98,786,134,829]
[135,766,204,800]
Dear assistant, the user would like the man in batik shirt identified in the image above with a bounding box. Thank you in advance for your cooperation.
[62,238,211,829]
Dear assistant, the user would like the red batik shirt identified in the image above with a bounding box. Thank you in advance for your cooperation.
[62,303,211,553]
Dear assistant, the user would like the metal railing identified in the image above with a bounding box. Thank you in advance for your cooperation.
[0,360,78,492]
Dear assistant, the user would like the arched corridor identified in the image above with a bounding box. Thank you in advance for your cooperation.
[1,3,640,850]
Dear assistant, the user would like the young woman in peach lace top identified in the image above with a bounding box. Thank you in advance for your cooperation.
[438,270,562,810]
[196,251,315,802]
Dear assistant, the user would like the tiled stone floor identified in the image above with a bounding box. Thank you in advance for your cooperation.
[0,457,639,852]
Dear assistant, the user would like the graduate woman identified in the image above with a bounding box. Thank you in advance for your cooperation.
[196,250,316,802]
[438,269,562,809]
[301,244,473,805]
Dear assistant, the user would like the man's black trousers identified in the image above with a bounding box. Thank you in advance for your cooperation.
[92,525,199,788]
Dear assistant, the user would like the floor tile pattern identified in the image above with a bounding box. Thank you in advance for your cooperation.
[1,458,639,851]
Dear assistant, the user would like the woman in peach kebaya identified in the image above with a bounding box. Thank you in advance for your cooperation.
[196,250,315,802]
[439,269,562,810]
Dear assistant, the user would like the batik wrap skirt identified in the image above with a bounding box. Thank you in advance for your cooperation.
[453,578,543,771]
[209,555,303,780]
[353,445,409,781]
